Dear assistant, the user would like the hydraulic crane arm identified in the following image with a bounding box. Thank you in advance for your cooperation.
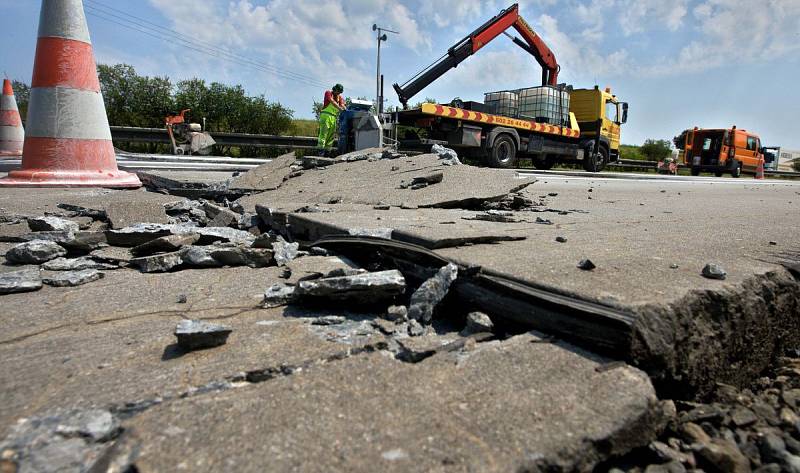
[393,3,559,108]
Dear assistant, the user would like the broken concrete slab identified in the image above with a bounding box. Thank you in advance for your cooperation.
[181,246,223,268]
[0,267,42,295]
[301,156,336,169]
[0,265,390,438]
[431,178,800,398]
[295,270,406,305]
[5,240,67,264]
[285,207,528,249]
[114,332,663,472]
[136,170,235,198]
[27,216,80,233]
[227,152,297,193]
[407,263,458,324]
[130,251,185,273]
[335,147,386,163]
[89,246,134,265]
[238,153,534,211]
[0,408,121,472]
[42,257,117,271]
[262,283,297,308]
[42,269,104,287]
[174,319,232,350]
[208,207,239,228]
[209,245,274,268]
[271,236,299,266]
[107,223,255,247]
[131,233,200,257]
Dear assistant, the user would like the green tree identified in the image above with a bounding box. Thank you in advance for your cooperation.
[98,63,174,128]
[673,130,689,150]
[640,139,672,161]
[10,80,29,120]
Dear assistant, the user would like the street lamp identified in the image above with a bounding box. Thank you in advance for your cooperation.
[373,24,397,115]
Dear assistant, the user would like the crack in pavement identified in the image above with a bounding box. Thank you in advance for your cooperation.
[109,340,392,420]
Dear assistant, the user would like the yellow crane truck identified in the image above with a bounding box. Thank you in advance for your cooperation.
[387,4,628,171]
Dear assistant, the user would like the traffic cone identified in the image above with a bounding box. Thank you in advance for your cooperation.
[0,79,24,157]
[0,0,140,188]
[755,159,764,180]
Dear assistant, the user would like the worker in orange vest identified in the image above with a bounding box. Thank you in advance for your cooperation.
[317,84,346,151]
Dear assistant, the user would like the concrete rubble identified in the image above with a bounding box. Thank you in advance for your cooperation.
[0,267,42,294]
[6,240,67,264]
[42,269,104,287]
[174,319,233,350]
[0,148,798,472]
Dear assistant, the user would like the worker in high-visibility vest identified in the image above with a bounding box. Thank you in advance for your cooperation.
[317,84,346,151]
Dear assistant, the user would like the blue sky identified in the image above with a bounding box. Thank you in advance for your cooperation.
[1,0,799,148]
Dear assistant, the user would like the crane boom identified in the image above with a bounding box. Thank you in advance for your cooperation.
[393,3,559,108]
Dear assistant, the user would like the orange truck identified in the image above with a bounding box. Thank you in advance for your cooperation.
[682,126,765,177]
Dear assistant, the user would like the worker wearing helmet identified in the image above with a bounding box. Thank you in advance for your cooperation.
[317,84,346,151]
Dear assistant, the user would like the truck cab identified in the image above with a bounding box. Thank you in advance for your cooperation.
[569,86,628,163]
[683,126,764,177]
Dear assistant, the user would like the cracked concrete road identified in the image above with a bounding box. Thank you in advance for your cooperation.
[112,333,662,473]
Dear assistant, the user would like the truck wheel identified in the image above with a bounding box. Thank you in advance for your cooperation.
[583,145,607,172]
[487,135,517,168]
[731,162,742,178]
[691,167,700,176]
[714,169,724,177]
[533,155,555,170]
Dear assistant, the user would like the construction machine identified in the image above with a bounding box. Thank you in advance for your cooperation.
[165,109,216,156]
[387,3,628,170]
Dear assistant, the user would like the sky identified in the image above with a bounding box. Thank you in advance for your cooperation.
[1,0,799,148]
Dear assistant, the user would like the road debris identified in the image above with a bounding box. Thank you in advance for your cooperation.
[174,319,232,350]
[295,270,406,305]
[702,263,727,280]
[462,311,494,335]
[431,143,461,165]
[0,409,122,473]
[577,258,596,270]
[384,305,408,322]
[131,233,200,256]
[555,236,568,243]
[271,236,300,266]
[131,251,185,273]
[42,256,117,271]
[27,216,80,233]
[407,263,458,324]
[0,268,42,294]
[42,269,104,287]
[6,240,67,264]
[262,283,297,308]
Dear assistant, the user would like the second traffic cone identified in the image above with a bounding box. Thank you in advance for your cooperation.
[755,159,765,180]
[0,79,24,157]
[0,0,140,188]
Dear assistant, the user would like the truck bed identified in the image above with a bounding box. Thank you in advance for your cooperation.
[395,103,581,139]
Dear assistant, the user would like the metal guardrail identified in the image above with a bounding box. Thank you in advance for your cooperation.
[614,159,800,177]
[110,126,319,149]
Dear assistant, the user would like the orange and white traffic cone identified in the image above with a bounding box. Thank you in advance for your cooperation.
[755,159,765,180]
[0,0,140,188]
[0,78,24,157]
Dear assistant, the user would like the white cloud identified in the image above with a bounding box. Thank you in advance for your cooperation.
[617,0,688,35]
[639,0,800,76]
[418,0,486,28]
[147,0,431,97]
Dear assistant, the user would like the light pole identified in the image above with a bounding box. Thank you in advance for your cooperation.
[373,24,397,115]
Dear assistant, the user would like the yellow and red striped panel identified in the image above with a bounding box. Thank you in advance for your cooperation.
[420,103,580,138]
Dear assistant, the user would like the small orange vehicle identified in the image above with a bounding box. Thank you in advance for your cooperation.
[683,126,764,177]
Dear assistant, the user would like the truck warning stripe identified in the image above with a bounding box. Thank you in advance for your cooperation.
[424,103,580,138]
